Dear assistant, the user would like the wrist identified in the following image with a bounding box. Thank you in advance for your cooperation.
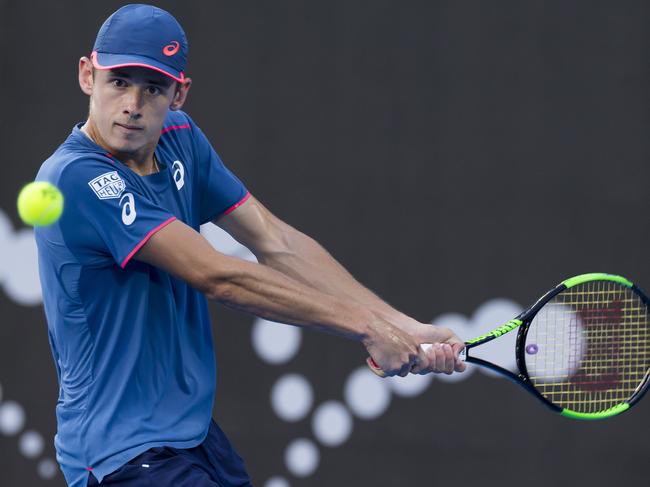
[373,308,420,334]
[341,302,376,344]
[317,296,375,343]
[358,310,400,348]
[358,311,378,345]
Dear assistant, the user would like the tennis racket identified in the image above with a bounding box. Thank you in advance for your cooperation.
[367,273,650,420]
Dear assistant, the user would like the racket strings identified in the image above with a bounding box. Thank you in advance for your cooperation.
[525,281,650,414]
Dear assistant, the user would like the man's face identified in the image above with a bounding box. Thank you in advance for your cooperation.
[87,66,178,155]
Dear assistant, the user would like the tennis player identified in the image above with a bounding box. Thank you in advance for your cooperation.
[34,4,465,486]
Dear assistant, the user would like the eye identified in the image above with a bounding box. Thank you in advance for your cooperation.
[111,79,127,88]
[146,86,161,96]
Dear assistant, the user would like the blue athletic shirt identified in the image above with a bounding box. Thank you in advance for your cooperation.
[34,110,249,487]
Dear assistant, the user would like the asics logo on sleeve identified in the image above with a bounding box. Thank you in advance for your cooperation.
[172,161,185,190]
[120,193,137,225]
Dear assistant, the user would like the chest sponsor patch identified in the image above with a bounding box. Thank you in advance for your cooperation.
[88,171,126,200]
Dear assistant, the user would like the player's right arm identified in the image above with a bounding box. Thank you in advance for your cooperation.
[135,219,428,377]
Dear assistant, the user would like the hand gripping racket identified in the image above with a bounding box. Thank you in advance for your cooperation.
[367,273,650,420]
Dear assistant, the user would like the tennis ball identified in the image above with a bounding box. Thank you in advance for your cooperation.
[17,182,64,227]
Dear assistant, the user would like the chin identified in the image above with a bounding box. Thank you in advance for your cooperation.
[108,141,139,156]
[111,131,146,148]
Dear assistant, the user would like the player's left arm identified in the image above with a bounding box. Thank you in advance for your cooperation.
[214,195,465,373]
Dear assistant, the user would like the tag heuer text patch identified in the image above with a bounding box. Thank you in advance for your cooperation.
[88,171,126,200]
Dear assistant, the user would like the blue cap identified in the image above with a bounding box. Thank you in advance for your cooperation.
[92,4,188,83]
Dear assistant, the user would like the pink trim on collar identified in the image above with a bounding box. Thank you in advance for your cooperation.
[160,124,191,135]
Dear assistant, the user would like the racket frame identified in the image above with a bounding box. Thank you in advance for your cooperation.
[466,273,650,420]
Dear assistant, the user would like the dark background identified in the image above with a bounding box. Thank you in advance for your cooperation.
[1,1,649,486]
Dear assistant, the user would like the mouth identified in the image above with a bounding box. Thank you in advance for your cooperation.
[114,122,144,131]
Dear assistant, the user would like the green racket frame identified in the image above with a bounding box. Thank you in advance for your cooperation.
[464,273,650,420]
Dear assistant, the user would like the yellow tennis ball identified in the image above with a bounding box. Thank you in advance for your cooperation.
[17,182,64,227]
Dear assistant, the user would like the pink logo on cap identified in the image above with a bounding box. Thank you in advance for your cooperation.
[163,41,180,56]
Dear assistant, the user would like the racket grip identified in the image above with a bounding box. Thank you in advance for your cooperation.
[366,343,433,378]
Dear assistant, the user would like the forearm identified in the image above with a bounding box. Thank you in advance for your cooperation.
[137,219,373,341]
[139,216,459,376]
[257,229,419,330]
[209,254,373,341]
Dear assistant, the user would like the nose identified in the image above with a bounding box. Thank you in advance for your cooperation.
[122,88,144,119]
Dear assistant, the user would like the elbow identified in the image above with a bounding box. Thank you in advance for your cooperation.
[204,276,237,303]
[195,256,241,302]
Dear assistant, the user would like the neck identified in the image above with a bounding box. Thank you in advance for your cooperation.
[81,119,159,176]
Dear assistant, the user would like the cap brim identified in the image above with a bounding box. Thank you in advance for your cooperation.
[91,51,185,83]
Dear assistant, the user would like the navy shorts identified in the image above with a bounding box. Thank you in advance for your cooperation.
[88,420,252,486]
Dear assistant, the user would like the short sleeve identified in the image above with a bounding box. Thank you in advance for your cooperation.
[189,118,249,223]
[55,158,177,268]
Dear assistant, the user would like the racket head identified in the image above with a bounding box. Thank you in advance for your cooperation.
[515,273,650,419]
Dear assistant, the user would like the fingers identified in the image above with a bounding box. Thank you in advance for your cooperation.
[366,347,421,378]
[451,342,467,372]
[375,340,436,377]
[400,323,466,376]
[439,343,455,374]
[392,340,465,376]
[409,344,430,375]
[364,320,467,377]
[418,342,462,375]
[364,317,427,378]
[393,346,426,377]
[398,366,410,378]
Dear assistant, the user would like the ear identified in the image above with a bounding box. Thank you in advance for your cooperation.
[79,56,94,96]
[170,78,192,111]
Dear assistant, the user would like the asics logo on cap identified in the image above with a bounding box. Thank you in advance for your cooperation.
[163,41,180,56]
